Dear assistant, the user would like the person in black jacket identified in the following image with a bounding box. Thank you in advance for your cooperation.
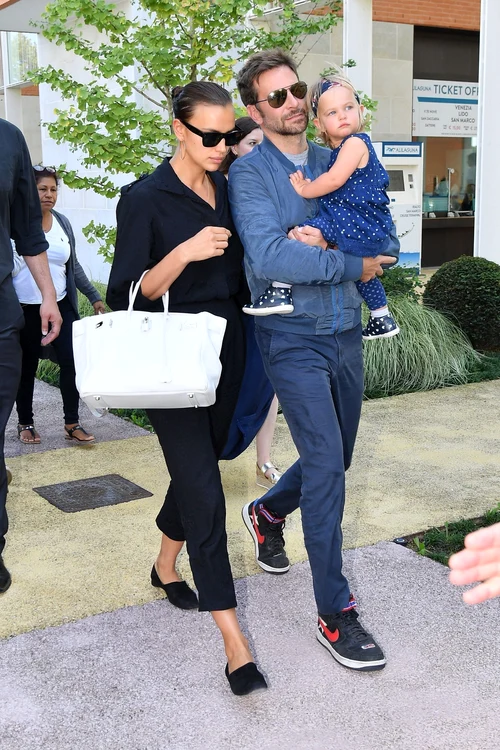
[107,82,267,697]
[0,119,62,593]
[12,167,105,445]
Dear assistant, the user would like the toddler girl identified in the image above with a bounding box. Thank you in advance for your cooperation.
[244,71,399,340]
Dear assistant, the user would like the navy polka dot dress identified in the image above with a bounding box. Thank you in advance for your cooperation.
[307,133,392,311]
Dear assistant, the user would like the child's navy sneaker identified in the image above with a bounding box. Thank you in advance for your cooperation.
[243,285,294,316]
[362,314,400,340]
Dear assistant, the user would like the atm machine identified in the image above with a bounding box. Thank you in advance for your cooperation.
[373,141,424,271]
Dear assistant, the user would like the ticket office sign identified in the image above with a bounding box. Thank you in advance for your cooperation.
[412,79,478,137]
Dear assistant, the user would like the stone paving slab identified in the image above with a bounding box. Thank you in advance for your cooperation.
[1,542,498,750]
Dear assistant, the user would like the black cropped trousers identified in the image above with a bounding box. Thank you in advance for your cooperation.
[146,298,245,612]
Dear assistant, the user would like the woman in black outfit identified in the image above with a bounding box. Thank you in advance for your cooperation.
[107,82,266,696]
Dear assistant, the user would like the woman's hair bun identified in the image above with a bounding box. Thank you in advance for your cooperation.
[171,86,184,100]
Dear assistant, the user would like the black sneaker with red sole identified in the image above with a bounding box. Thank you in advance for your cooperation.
[317,608,386,671]
[242,501,290,574]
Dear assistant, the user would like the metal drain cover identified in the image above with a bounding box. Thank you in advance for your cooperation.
[33,473,153,512]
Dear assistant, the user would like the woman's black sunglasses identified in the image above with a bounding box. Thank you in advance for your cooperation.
[256,81,308,109]
[33,165,56,173]
[180,120,243,148]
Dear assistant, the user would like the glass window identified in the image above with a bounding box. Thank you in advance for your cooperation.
[414,136,476,216]
[6,32,38,86]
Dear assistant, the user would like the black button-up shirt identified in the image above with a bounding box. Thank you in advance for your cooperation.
[107,158,244,313]
[0,118,48,330]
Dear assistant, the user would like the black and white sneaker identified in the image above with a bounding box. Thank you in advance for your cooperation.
[242,501,290,573]
[317,602,386,671]
[362,314,400,340]
[243,285,294,316]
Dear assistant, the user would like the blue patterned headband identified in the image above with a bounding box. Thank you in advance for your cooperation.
[310,79,361,116]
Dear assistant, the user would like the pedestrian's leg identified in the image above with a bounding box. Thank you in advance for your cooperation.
[51,299,91,438]
[148,407,237,612]
[149,407,266,690]
[256,395,282,487]
[257,327,351,614]
[331,324,364,472]
[256,395,279,468]
[0,321,23,585]
[155,533,184,584]
[15,305,41,440]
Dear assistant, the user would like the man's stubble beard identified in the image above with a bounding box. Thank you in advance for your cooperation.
[264,110,308,137]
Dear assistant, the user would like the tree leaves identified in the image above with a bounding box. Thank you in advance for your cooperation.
[34,0,342,259]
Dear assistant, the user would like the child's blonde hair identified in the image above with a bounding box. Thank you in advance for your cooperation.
[308,68,365,145]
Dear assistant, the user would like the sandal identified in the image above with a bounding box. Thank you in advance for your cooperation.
[256,461,282,490]
[64,424,96,444]
[17,424,41,444]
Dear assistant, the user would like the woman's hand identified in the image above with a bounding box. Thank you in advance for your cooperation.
[93,301,106,315]
[140,226,232,301]
[178,226,231,264]
[289,170,311,196]
[287,225,327,250]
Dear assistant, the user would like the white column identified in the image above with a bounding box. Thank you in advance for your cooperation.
[342,0,373,97]
[474,0,500,263]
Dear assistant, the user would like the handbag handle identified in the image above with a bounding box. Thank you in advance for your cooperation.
[128,271,173,383]
[128,271,170,317]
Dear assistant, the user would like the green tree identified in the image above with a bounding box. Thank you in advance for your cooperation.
[33,0,342,260]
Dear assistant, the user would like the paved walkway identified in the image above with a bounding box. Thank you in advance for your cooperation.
[1,379,500,748]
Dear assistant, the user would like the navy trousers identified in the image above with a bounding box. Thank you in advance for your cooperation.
[254,324,364,615]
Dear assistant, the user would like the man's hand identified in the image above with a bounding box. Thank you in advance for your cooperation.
[93,301,106,315]
[360,255,395,283]
[40,298,62,345]
[24,252,62,344]
[287,225,327,249]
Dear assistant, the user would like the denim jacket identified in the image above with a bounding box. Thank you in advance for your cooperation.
[228,137,363,335]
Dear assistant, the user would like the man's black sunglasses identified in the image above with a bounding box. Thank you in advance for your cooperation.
[256,81,308,109]
[180,120,243,148]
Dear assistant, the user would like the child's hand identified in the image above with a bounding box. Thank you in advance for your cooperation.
[288,225,327,249]
[289,170,311,196]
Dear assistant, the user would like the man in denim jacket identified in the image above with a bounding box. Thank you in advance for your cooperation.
[229,50,392,672]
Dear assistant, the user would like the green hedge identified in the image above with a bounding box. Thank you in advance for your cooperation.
[423,256,500,351]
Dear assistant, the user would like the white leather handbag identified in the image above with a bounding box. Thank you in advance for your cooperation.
[72,273,227,413]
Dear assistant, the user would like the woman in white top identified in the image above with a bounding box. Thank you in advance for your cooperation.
[13,166,105,444]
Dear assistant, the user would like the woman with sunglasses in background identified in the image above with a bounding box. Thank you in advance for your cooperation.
[12,166,105,445]
[107,82,267,697]
[219,117,283,489]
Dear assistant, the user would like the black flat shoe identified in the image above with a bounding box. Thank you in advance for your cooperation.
[225,662,267,696]
[0,556,12,594]
[150,565,198,610]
